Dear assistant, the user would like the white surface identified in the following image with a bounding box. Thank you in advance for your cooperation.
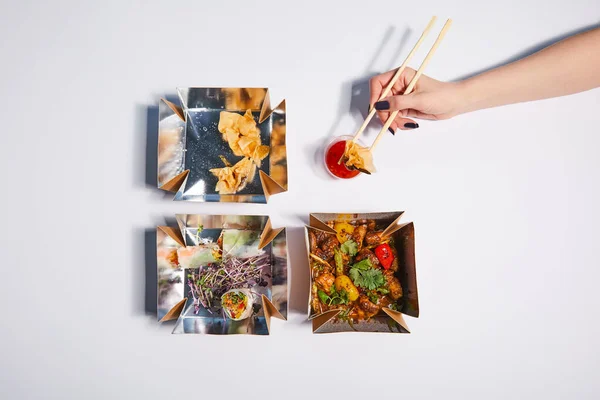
[1,1,599,399]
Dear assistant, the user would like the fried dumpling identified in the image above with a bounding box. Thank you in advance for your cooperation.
[344,141,376,174]
[209,157,256,194]
[218,110,269,164]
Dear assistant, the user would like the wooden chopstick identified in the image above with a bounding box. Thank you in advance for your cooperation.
[350,16,438,144]
[369,18,453,152]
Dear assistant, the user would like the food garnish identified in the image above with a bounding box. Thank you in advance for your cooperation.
[187,252,269,313]
[340,239,358,256]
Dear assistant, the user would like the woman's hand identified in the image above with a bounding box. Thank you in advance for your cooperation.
[369,67,465,132]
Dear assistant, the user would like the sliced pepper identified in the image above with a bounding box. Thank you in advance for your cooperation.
[334,222,354,243]
[374,243,394,270]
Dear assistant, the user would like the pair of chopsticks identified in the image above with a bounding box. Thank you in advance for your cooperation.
[341,16,452,163]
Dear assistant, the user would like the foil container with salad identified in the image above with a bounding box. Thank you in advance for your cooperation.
[157,214,288,335]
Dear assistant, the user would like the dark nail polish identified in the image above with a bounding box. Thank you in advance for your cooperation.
[404,122,419,129]
[374,100,390,110]
[367,105,371,113]
[388,127,395,135]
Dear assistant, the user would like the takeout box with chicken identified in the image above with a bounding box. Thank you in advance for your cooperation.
[157,88,287,203]
[157,214,288,335]
[306,212,418,333]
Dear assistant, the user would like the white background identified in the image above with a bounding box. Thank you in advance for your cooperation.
[1,1,599,399]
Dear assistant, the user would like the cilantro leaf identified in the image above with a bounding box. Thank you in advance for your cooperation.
[349,264,385,290]
[351,258,372,270]
[340,240,358,256]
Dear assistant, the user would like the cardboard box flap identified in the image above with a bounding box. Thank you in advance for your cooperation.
[258,89,286,123]
[312,309,341,331]
[159,298,186,322]
[259,217,284,250]
[157,226,186,248]
[381,212,406,237]
[262,294,286,333]
[308,214,337,234]
[161,98,185,121]
[383,308,411,333]
[159,169,189,193]
[259,171,286,202]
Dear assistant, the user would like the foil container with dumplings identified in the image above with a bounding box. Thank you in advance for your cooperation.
[157,88,287,203]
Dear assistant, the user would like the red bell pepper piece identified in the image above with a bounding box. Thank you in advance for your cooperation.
[374,243,394,270]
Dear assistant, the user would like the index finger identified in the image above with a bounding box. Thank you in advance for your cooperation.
[369,69,399,107]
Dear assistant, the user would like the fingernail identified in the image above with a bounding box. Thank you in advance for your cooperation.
[374,101,390,110]
[404,122,419,129]
[388,127,395,135]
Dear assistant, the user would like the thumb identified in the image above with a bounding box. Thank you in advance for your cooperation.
[374,93,423,112]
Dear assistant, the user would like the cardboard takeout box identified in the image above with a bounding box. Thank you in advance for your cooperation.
[305,212,418,333]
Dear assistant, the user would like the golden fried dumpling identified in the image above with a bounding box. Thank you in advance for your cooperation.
[209,157,256,194]
[218,110,269,165]
[344,141,376,174]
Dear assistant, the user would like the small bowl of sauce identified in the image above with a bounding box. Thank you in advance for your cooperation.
[324,136,361,179]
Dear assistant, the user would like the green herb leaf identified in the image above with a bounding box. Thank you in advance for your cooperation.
[368,292,379,303]
[349,264,385,290]
[318,290,330,305]
[351,258,372,271]
[376,287,390,295]
[340,240,358,256]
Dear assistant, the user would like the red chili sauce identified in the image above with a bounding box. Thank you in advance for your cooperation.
[325,140,360,179]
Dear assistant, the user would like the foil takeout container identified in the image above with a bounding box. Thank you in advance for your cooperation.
[157,88,287,203]
[157,214,288,335]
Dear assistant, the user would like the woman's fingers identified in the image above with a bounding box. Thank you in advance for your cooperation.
[374,93,423,113]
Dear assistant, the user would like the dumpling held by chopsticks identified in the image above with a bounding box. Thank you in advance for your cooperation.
[344,141,376,174]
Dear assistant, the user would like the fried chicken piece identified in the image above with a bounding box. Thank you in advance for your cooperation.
[308,231,318,252]
[365,231,383,246]
[355,248,380,267]
[358,294,380,318]
[384,270,403,300]
[351,225,367,249]
[352,219,376,231]
[315,273,335,295]
[314,230,331,246]
[320,235,340,260]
